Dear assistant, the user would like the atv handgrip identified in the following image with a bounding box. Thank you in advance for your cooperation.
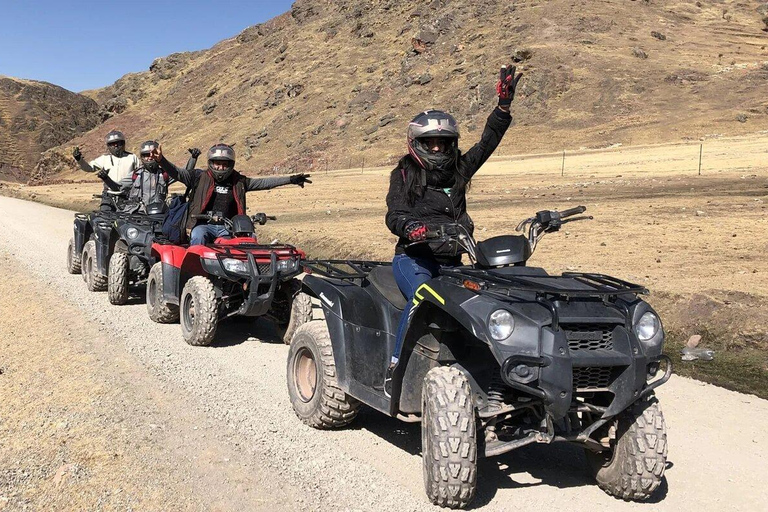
[191,214,209,220]
[559,206,587,218]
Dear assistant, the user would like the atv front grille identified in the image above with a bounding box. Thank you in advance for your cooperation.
[563,324,614,351]
[256,263,271,275]
[572,367,613,390]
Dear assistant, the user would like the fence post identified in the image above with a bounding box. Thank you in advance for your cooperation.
[561,150,565,177]
[698,144,703,176]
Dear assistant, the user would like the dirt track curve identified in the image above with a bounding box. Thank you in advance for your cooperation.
[0,195,766,511]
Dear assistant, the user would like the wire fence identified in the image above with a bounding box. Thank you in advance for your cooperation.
[318,133,768,179]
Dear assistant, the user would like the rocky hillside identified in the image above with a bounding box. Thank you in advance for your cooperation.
[30,0,768,182]
[0,77,100,182]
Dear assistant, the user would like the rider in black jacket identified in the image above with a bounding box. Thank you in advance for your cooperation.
[384,64,523,387]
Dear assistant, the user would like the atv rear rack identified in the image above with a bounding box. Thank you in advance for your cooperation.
[302,260,391,280]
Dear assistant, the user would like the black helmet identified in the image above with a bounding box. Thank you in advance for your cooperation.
[140,140,160,172]
[105,130,126,157]
[207,144,236,182]
[406,110,460,172]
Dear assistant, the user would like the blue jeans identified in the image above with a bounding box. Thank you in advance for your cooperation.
[189,224,229,246]
[391,253,442,364]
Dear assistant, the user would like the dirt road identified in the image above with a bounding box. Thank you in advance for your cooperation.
[0,195,766,511]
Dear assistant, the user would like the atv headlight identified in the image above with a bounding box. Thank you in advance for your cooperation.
[489,309,515,340]
[126,227,139,240]
[221,258,248,274]
[635,311,660,342]
[276,259,298,273]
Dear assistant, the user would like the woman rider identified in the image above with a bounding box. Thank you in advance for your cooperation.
[384,64,523,392]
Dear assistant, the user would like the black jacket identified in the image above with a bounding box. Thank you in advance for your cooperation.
[385,107,512,263]
[159,157,292,234]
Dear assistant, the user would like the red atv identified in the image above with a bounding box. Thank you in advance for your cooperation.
[147,213,312,346]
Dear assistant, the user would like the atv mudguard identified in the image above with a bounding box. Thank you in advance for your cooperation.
[73,215,92,255]
[301,273,402,415]
[151,243,188,305]
[91,220,118,276]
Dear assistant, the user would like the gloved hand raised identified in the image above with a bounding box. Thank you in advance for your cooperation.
[404,220,428,241]
[188,148,201,158]
[290,173,312,188]
[73,147,82,161]
[496,64,523,108]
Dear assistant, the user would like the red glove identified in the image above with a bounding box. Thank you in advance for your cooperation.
[405,221,427,241]
[496,64,523,107]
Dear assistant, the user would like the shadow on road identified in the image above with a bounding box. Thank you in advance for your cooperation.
[353,406,669,508]
[210,317,284,347]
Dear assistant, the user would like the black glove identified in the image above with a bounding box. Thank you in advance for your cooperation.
[290,173,312,188]
[73,147,82,161]
[188,148,201,158]
[496,64,523,107]
[404,220,428,241]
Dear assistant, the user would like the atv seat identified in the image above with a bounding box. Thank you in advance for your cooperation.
[367,265,407,310]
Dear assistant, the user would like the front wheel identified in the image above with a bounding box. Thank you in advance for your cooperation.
[422,366,478,509]
[180,276,219,346]
[286,321,359,428]
[146,262,179,323]
[108,252,130,305]
[585,394,668,501]
[66,238,81,274]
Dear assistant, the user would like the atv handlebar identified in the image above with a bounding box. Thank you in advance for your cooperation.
[559,205,587,218]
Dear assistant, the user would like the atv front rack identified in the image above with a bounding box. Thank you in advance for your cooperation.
[302,260,390,280]
[440,268,648,298]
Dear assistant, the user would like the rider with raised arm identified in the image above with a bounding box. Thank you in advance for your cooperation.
[72,130,140,211]
[384,64,523,385]
[155,143,312,245]
[102,142,200,213]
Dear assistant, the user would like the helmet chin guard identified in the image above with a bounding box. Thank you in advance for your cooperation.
[207,144,236,181]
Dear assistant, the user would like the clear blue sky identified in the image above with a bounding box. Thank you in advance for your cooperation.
[0,0,294,92]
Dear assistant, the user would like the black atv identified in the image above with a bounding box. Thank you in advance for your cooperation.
[67,191,126,291]
[287,206,671,508]
[106,202,169,305]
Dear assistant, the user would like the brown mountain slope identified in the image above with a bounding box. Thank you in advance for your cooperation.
[32,0,768,182]
[0,76,100,181]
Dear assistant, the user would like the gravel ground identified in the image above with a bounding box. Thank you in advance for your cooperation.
[0,195,766,511]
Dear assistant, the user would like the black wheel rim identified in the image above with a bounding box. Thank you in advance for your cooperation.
[182,292,195,332]
[148,277,156,308]
[293,347,317,402]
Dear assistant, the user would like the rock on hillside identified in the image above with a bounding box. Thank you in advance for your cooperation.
[0,76,100,182]
[35,0,768,181]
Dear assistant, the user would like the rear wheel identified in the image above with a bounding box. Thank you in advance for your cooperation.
[82,240,107,292]
[286,321,359,428]
[422,366,477,509]
[108,252,130,305]
[180,276,219,346]
[273,281,313,344]
[66,238,81,274]
[147,262,179,323]
[585,394,668,501]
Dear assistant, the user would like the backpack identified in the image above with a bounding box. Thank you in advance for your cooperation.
[162,181,192,244]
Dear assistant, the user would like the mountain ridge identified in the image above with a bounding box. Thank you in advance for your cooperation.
[20,0,768,183]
